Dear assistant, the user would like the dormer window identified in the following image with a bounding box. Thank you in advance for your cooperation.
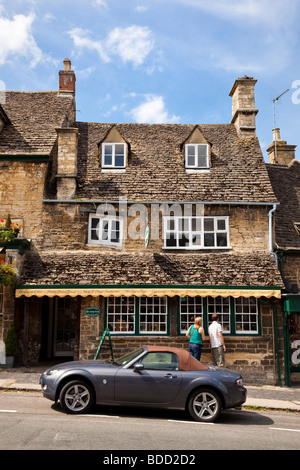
[102,143,126,169]
[185,144,209,169]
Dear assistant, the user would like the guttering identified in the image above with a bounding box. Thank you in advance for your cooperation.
[42,199,279,206]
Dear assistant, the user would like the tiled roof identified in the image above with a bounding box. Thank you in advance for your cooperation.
[267,160,300,249]
[75,122,277,203]
[18,250,283,287]
[0,91,73,155]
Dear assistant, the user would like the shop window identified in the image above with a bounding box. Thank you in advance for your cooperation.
[106,296,168,335]
[107,296,135,334]
[179,296,203,333]
[180,295,259,336]
[139,296,167,334]
[234,297,258,334]
[207,296,231,333]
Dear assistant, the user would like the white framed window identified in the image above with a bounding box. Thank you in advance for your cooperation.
[163,216,230,249]
[179,296,203,333]
[107,296,135,334]
[102,143,126,168]
[185,144,209,169]
[234,297,258,334]
[88,214,123,247]
[207,296,231,333]
[139,296,167,334]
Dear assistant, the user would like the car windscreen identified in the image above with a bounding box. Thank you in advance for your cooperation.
[115,347,145,366]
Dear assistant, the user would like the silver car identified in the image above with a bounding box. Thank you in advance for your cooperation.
[40,345,246,422]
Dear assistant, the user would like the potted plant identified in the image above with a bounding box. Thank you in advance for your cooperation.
[0,261,18,287]
[0,214,21,243]
[4,323,17,368]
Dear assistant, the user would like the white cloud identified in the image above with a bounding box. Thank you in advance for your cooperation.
[170,0,297,27]
[68,25,154,68]
[105,26,154,67]
[68,27,110,63]
[0,13,43,66]
[130,95,180,123]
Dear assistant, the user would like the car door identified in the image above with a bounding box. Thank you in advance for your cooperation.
[114,351,182,404]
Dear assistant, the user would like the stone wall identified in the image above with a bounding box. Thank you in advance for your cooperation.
[41,202,270,253]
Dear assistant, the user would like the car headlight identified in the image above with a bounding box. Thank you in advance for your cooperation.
[46,369,60,376]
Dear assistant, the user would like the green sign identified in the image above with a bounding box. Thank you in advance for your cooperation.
[84,307,101,317]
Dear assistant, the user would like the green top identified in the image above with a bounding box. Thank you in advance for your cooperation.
[189,325,202,345]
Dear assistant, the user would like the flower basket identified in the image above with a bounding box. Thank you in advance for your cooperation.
[0,214,21,243]
[0,261,18,287]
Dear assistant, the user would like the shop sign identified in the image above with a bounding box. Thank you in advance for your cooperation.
[84,307,101,317]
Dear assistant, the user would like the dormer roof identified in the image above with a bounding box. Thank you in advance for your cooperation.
[74,121,277,204]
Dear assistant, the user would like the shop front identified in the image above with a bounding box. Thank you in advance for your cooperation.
[282,295,300,386]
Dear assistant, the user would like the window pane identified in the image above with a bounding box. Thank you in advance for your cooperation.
[204,218,214,231]
[104,155,112,166]
[217,233,227,246]
[115,155,124,167]
[207,296,231,333]
[139,296,167,334]
[204,233,214,246]
[197,145,208,167]
[180,296,203,333]
[218,219,226,230]
[234,297,258,333]
[107,296,135,333]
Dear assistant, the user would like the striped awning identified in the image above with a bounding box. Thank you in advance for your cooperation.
[15,285,281,299]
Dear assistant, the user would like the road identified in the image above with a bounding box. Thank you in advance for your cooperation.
[0,391,299,453]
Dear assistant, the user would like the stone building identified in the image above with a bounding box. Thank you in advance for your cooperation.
[0,60,288,384]
[266,132,300,385]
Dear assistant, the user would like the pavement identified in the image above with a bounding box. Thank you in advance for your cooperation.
[0,364,299,412]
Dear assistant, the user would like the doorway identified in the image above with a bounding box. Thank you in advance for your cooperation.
[41,296,79,360]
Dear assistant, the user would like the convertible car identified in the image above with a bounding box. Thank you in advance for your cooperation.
[40,346,247,422]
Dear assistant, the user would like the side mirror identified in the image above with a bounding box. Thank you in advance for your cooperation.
[133,363,144,373]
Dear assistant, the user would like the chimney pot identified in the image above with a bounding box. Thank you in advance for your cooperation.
[59,58,76,95]
[267,128,296,165]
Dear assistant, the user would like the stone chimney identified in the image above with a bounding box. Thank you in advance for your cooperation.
[56,127,79,199]
[229,76,258,138]
[267,128,296,165]
[59,58,76,95]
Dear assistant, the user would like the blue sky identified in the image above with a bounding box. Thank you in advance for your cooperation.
[0,0,299,161]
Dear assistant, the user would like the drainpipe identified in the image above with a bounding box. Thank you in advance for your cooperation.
[261,299,282,386]
[268,204,278,264]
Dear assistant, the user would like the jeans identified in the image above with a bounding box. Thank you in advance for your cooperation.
[189,343,202,361]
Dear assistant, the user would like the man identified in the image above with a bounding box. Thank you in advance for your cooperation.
[208,314,226,367]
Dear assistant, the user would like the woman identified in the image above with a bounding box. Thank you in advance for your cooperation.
[186,316,205,361]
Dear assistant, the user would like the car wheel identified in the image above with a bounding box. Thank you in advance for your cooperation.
[188,388,222,422]
[59,380,95,414]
